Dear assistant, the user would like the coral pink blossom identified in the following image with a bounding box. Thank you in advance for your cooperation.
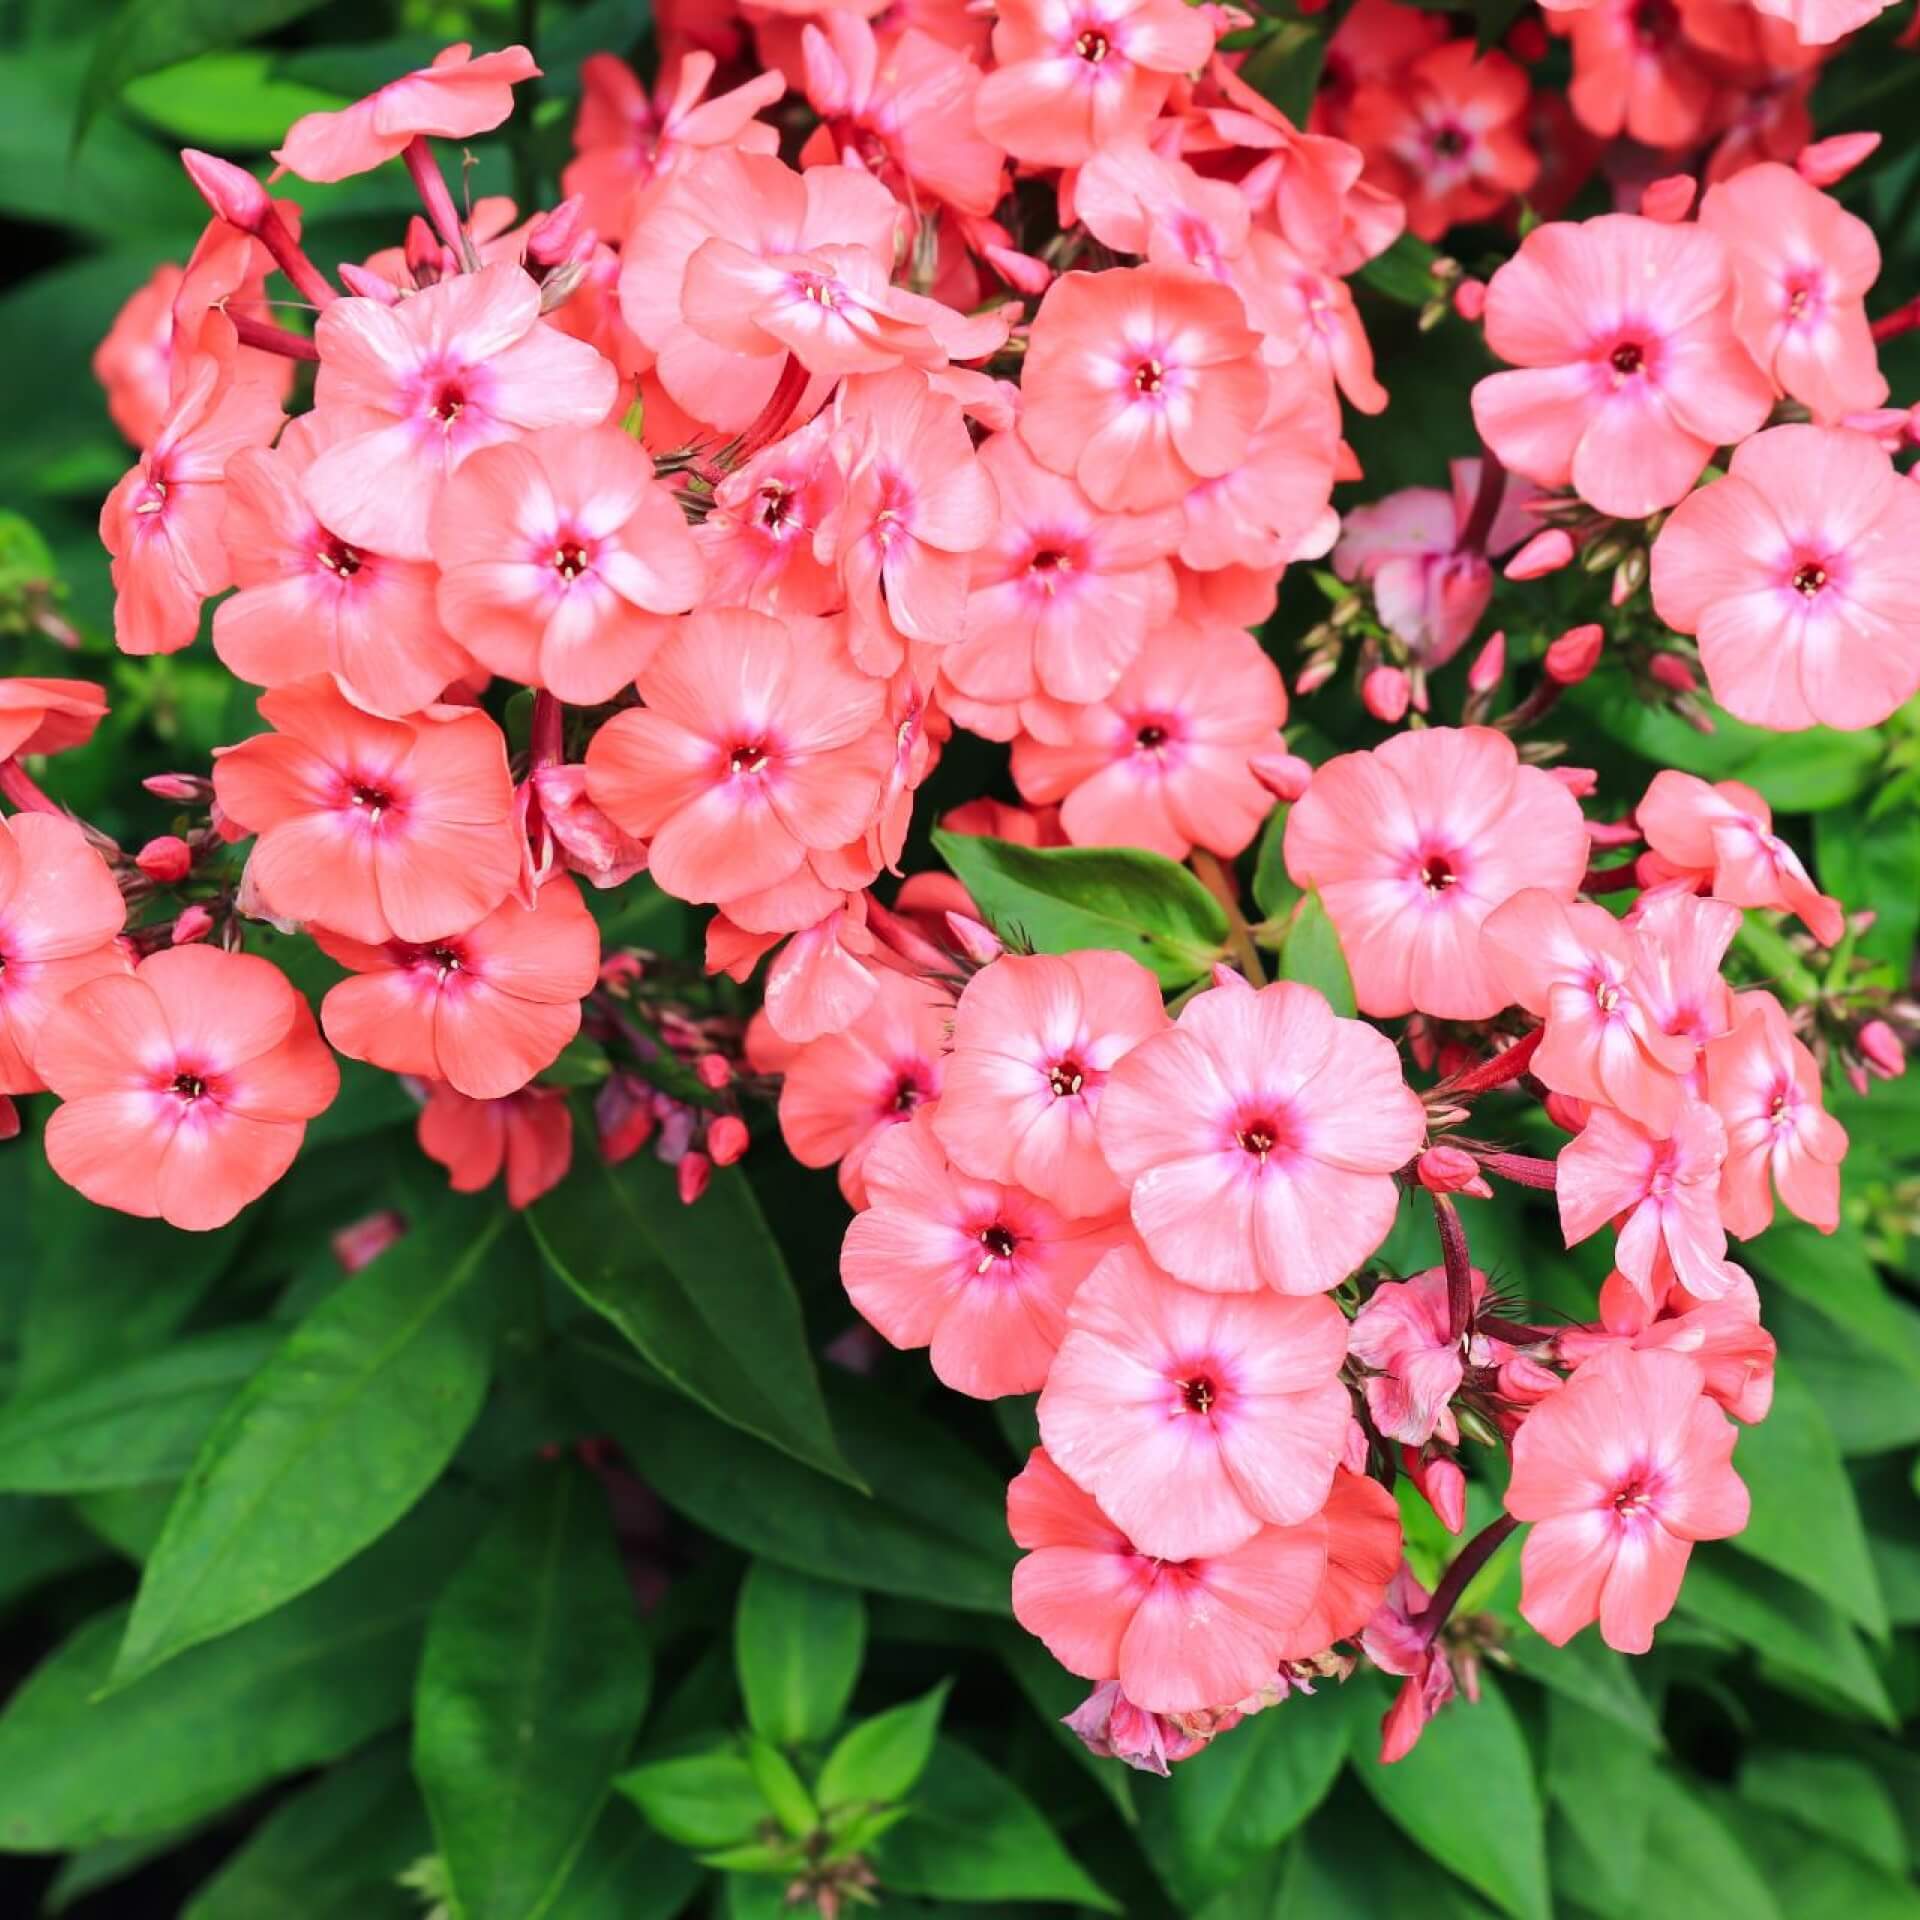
[1098,978,1424,1295]
[316,876,599,1100]
[1705,991,1847,1238]
[975,0,1216,168]
[563,51,784,234]
[1362,1564,1472,1763]
[943,433,1179,706]
[431,423,704,702]
[1549,0,1719,152]
[1348,1267,1490,1447]
[0,814,129,1094]
[819,369,999,670]
[1506,1347,1748,1653]
[1636,771,1844,946]
[0,679,108,763]
[1482,891,1697,1132]
[692,414,844,616]
[1621,886,1740,1062]
[1020,266,1268,514]
[1747,0,1892,45]
[34,946,337,1231]
[417,1081,573,1209]
[213,678,520,945]
[1059,1682,1217,1776]
[93,264,182,449]
[529,764,649,891]
[100,347,283,655]
[215,409,471,718]
[1284,727,1589,1022]
[304,263,619,560]
[1557,1099,1733,1309]
[1272,1469,1403,1660]
[274,42,539,182]
[1648,423,1920,732]
[839,1113,1128,1398]
[1008,1447,1326,1716]
[1698,163,1886,424]
[1348,42,1537,243]
[775,969,951,1207]
[934,951,1168,1219]
[1011,621,1288,861]
[1037,1242,1351,1558]
[584,608,891,904]
[1471,214,1771,520]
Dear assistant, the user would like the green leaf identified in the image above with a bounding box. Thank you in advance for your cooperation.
[1251,803,1300,924]
[543,1799,708,1920]
[1351,1673,1551,1920]
[120,49,344,146]
[182,1743,427,1920]
[1816,801,1920,978]
[0,1499,469,1850]
[571,1340,1016,1614]
[415,1462,654,1920]
[1280,1778,1503,1918]
[1714,1788,1920,1920]
[1740,1750,1907,1877]
[743,1736,818,1838]
[1746,1221,1920,1392]
[1359,232,1442,307]
[1238,20,1325,122]
[1140,1692,1352,1909]
[990,1624,1136,1825]
[1545,1696,1654,1912]
[1497,1628,1661,1743]
[874,1737,1119,1910]
[931,830,1227,987]
[616,1737,770,1851]
[530,1155,859,1489]
[74,0,330,145]
[1728,1357,1886,1636]
[817,1681,950,1811]
[0,1326,279,1493]
[109,1197,507,1688]
[735,1560,866,1749]
[0,1497,103,1610]
[1277,890,1357,1016]
[1619,1777,1783,1920]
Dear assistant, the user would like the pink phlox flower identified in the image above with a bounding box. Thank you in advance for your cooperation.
[417,1081,573,1209]
[1348,1266,1494,1446]
[693,413,846,616]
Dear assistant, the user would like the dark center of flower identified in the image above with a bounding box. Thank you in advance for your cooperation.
[429,945,463,975]
[1133,358,1165,394]
[317,537,363,578]
[1179,1375,1218,1415]
[979,1224,1018,1261]
[1030,547,1070,575]
[759,486,792,531]
[1048,1059,1086,1097]
[1075,27,1111,61]
[429,383,466,424]
[1631,0,1675,43]
[1431,124,1469,157]
[1792,561,1828,597]
[172,1072,206,1101]
[1613,1476,1652,1517]
[1610,341,1645,376]
[730,743,770,775]
[350,784,395,820]
[553,541,591,581]
[1235,1119,1279,1161]
[1135,723,1169,750]
[1420,853,1458,893]
[892,1076,924,1112]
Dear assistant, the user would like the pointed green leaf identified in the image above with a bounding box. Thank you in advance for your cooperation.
[735,1560,866,1748]
[1277,890,1357,1016]
[616,1738,769,1850]
[817,1681,950,1811]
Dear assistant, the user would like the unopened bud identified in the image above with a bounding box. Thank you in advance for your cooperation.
[677,1150,713,1204]
[529,195,593,267]
[1498,1355,1561,1404]
[1249,750,1313,802]
[143,773,211,803]
[135,834,193,884]
[1545,623,1604,686]
[1548,766,1598,798]
[1362,665,1411,725]
[1640,174,1697,222]
[1649,653,1698,694]
[707,1115,750,1166]
[331,1208,407,1274]
[1402,1450,1467,1535]
[1845,1057,1871,1098]
[1543,1091,1589,1133]
[181,149,271,231]
[1798,131,1880,187]
[1407,1014,1436,1072]
[1467,630,1506,694]
[1451,276,1487,322]
[406,216,450,287]
[1417,1145,1492,1200]
[1611,549,1648,603]
[1582,537,1625,574]
[945,911,1005,965]
[695,1052,733,1091]
[1295,652,1340,696]
[170,904,215,945]
[1860,1019,1907,1080]
[1504,528,1574,580]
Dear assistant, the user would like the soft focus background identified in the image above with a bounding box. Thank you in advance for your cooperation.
[3,1,1920,1917]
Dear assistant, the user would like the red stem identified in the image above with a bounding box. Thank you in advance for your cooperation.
[1871,296,1920,343]
[255,204,337,309]
[0,758,63,815]
[1417,1515,1520,1646]
[1442,1025,1543,1098]
[1481,1150,1558,1191]
[1456,447,1508,555]
[1434,1194,1474,1344]
[732,352,811,465]
[229,312,320,362]
[404,137,469,262]
[1582,862,1640,894]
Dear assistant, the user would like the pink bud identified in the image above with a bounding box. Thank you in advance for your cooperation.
[1838,405,1916,454]
[1467,630,1506,693]
[170,904,214,945]
[695,1052,733,1091]
[1860,1019,1907,1080]
[337,263,402,304]
[1545,623,1604,685]
[135,834,193,884]
[1362,665,1411,725]
[181,149,271,231]
[0,1094,17,1141]
[1504,528,1574,580]
[1417,1145,1492,1200]
[707,1115,750,1166]
[1543,1091,1589,1133]
[1295,654,1340,696]
[945,911,1005,965]
[528,195,593,267]
[1798,131,1880,187]
[1639,173,1697,222]
[405,216,452,287]
[1451,276,1487,321]
[143,773,211,802]
[1402,1449,1467,1535]
[1548,766,1599,799]
[1249,750,1313,802]
[1846,1058,1871,1097]
[677,1151,713,1204]
[1649,653,1698,693]
[1498,1355,1561,1405]
[1210,961,1255,992]
[331,1209,407,1275]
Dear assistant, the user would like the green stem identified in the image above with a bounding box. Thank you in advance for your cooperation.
[1192,849,1265,985]
[1733,915,1822,1006]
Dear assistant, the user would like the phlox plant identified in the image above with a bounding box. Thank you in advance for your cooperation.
[2,0,1920,1916]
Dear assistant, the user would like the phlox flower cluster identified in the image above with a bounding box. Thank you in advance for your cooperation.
[9,0,1910,1781]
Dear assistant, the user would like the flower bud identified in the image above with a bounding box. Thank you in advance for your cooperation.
[1798,131,1880,187]
[1402,1449,1467,1534]
[406,216,450,287]
[1546,624,1604,685]
[1295,652,1340,696]
[135,834,193,884]
[1249,750,1313,802]
[142,773,211,802]
[1467,630,1506,694]
[1498,1355,1562,1404]
[1451,276,1487,322]
[337,263,402,304]
[1846,1057,1871,1098]
[1548,766,1598,799]
[677,1150,713,1205]
[1543,1091,1590,1133]
[1504,528,1574,580]
[945,911,1005,965]
[1417,1145,1492,1200]
[1362,665,1411,725]
[170,903,215,946]
[1859,1019,1907,1080]
[181,149,271,232]
[528,196,593,268]
[596,1074,656,1165]
[707,1115,750,1166]
[331,1209,407,1275]
[1639,174,1697,222]
[1649,653,1698,693]
[695,1052,733,1091]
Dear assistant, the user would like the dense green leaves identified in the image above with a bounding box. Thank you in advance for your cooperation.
[415,1463,655,1920]
[1276,889,1358,1016]
[530,1155,858,1488]
[932,830,1228,986]
[109,1197,507,1687]
[735,1560,866,1749]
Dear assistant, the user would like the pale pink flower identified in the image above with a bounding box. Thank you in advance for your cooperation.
[304,263,619,560]
[1362,1564,1477,1762]
[934,950,1168,1219]
[691,414,844,616]
[1348,1267,1489,1447]
[1037,1242,1351,1560]
[840,1113,1128,1398]
[1284,726,1589,1022]
[1621,885,1740,1063]
[1097,978,1424,1295]
[1472,213,1772,520]
[1506,1346,1748,1653]
[1009,1446,1327,1716]
[1705,990,1847,1238]
[1648,423,1920,732]
[1746,0,1894,46]
[1010,620,1288,862]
